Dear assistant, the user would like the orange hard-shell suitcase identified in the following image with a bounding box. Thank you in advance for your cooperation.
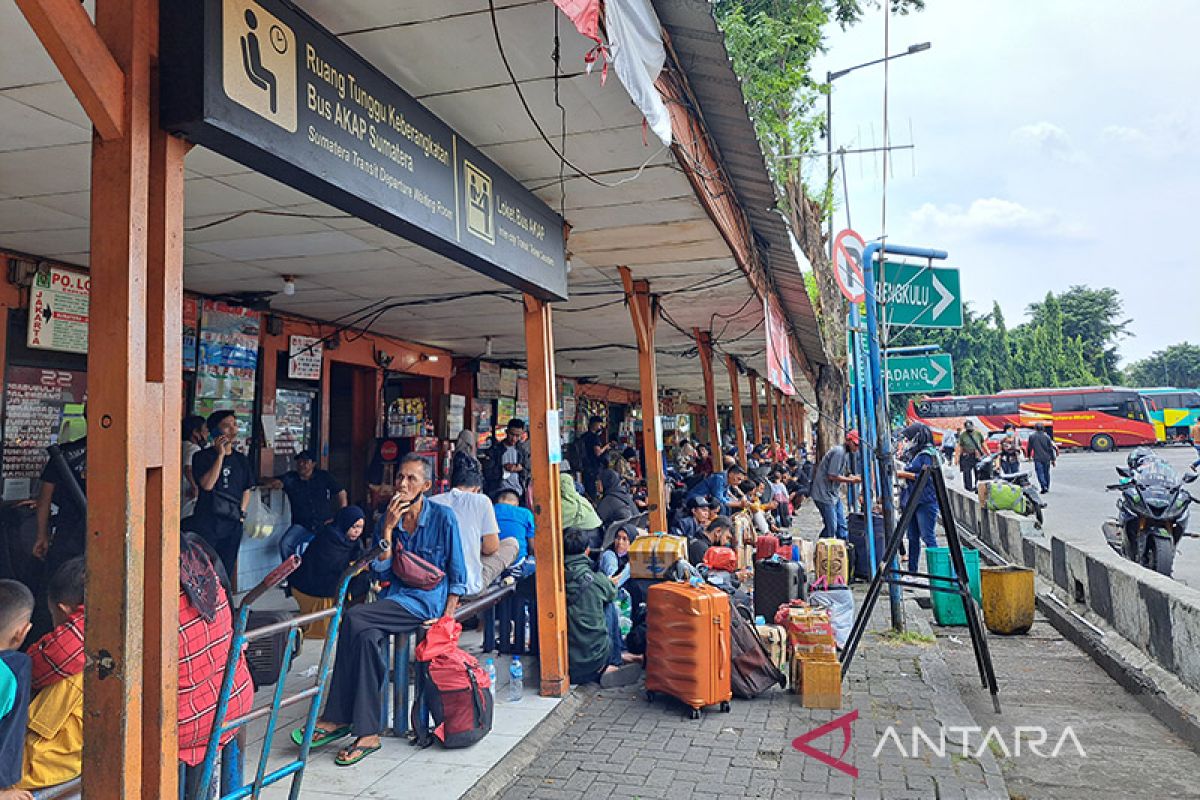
[644,582,733,718]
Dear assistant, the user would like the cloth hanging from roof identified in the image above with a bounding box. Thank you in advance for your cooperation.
[552,0,601,43]
[605,0,673,146]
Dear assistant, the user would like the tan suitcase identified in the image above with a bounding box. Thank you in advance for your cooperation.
[815,538,849,586]
[754,623,789,683]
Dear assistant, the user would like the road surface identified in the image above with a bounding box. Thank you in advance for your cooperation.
[950,445,1200,587]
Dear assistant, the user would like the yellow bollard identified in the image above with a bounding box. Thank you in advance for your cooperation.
[979,565,1035,634]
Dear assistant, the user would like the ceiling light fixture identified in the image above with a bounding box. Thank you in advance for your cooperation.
[423,354,440,363]
[485,336,493,357]
[282,275,296,296]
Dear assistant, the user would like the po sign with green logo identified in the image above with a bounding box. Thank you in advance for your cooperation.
[886,353,954,394]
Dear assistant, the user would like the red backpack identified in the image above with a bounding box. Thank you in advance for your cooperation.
[411,618,493,748]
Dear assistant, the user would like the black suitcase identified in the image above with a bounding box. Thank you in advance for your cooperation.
[848,514,886,581]
[245,609,299,688]
[753,559,806,622]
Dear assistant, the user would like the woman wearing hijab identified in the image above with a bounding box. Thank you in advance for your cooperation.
[559,472,604,551]
[595,469,638,532]
[896,423,942,577]
[598,526,633,589]
[288,506,372,639]
[452,429,480,482]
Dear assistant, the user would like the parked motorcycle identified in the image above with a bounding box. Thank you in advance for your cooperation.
[975,452,1046,528]
[1102,457,1197,577]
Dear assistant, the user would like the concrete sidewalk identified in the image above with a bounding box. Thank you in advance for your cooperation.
[491,588,1009,800]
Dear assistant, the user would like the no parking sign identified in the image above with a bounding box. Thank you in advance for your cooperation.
[833,229,866,304]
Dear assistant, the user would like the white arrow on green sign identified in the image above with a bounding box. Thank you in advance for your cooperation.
[879,262,962,328]
[886,353,954,394]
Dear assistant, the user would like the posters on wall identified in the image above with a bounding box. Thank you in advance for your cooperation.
[446,394,466,440]
[194,300,260,448]
[1,366,88,499]
[496,397,516,430]
[764,296,796,396]
[287,335,323,380]
[476,362,501,399]
[474,401,494,448]
[27,267,89,355]
[498,368,519,398]
[183,296,200,371]
[273,388,313,458]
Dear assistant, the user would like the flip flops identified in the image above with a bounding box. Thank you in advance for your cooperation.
[334,740,382,767]
[292,724,350,748]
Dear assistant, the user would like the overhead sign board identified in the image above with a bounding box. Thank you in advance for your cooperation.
[885,353,954,394]
[161,0,568,300]
[879,262,962,328]
[27,267,90,354]
[832,229,866,303]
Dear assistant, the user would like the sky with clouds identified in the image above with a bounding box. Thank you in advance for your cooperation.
[808,0,1198,366]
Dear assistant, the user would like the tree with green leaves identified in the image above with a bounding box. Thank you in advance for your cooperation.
[1125,343,1200,388]
[714,0,923,455]
[1027,286,1129,381]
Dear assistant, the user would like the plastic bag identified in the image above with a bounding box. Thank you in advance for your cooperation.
[244,488,288,540]
[808,579,855,648]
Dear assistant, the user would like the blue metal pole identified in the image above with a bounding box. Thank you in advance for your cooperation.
[862,243,948,629]
[846,310,860,509]
[851,304,877,577]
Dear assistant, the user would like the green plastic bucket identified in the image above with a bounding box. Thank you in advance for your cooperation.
[926,547,982,626]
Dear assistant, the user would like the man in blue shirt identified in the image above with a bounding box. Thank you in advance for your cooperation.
[493,487,535,566]
[303,453,466,767]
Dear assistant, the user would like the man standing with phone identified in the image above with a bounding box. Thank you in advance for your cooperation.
[188,410,254,577]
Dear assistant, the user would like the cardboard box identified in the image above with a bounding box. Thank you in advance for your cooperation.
[798,657,842,709]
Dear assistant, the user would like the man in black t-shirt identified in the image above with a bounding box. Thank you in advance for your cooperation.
[188,410,254,578]
[33,437,88,574]
[266,449,347,560]
[579,416,609,500]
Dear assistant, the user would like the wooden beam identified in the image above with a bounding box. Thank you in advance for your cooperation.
[618,267,668,534]
[140,45,188,794]
[15,0,126,140]
[693,329,720,459]
[85,0,152,793]
[725,356,746,469]
[748,371,762,445]
[523,294,569,697]
[764,380,776,449]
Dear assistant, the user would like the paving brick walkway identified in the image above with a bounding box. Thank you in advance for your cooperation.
[494,588,1009,799]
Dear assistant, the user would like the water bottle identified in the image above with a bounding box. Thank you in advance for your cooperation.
[508,656,524,703]
[484,658,497,696]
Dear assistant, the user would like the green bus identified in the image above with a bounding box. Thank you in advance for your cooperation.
[1139,388,1200,443]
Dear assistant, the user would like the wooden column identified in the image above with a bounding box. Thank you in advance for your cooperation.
[619,267,668,534]
[693,329,720,458]
[748,370,762,445]
[799,403,809,449]
[784,398,796,453]
[141,33,188,798]
[523,294,569,697]
[764,381,776,447]
[725,355,746,468]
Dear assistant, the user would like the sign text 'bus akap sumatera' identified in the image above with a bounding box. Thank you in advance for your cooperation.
[160,0,568,301]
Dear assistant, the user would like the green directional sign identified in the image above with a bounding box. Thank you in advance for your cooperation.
[886,353,954,394]
[879,262,962,328]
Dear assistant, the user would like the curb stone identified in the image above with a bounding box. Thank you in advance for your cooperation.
[460,685,591,800]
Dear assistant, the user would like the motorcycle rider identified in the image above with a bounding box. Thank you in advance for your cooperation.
[998,425,1022,477]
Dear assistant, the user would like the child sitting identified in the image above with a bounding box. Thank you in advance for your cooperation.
[21,557,86,792]
[0,580,33,800]
[562,529,640,687]
[493,488,535,578]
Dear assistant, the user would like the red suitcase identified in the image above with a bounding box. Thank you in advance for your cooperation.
[644,582,733,719]
[754,534,780,561]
